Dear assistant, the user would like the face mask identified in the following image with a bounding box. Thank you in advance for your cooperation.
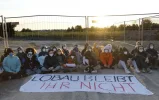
[139,49,143,52]
[53,48,56,51]
[27,52,33,58]
[150,46,153,49]
[71,56,74,59]
[124,51,128,55]
[104,50,108,53]
[49,54,53,57]
[9,53,13,57]
[42,49,46,52]
[19,50,23,53]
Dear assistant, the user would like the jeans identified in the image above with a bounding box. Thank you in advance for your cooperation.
[26,68,41,75]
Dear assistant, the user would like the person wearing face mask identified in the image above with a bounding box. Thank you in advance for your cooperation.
[42,49,61,73]
[118,47,140,74]
[93,43,102,61]
[83,46,98,73]
[134,46,152,73]
[16,47,27,77]
[1,48,21,80]
[100,44,113,69]
[23,48,41,75]
[51,46,58,55]
[38,46,48,57]
[62,44,69,57]
[71,45,82,64]
[146,43,158,70]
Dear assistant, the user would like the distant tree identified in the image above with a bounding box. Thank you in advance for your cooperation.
[142,19,152,30]
[21,28,32,32]
[71,26,75,31]
[67,27,71,32]
[75,25,83,31]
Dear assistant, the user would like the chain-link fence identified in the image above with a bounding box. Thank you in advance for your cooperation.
[5,15,87,41]
[1,14,159,48]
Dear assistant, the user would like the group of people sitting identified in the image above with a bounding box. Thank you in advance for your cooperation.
[0,41,158,81]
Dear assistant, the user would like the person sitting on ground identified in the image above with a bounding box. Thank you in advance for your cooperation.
[146,43,158,70]
[131,41,141,55]
[93,43,102,61]
[0,48,9,67]
[42,49,61,73]
[65,52,77,68]
[62,44,69,57]
[56,49,66,69]
[23,48,41,75]
[100,44,114,69]
[71,45,82,64]
[16,47,26,76]
[51,45,58,55]
[118,47,140,74]
[133,45,152,73]
[38,46,48,57]
[1,48,21,80]
[84,46,98,73]
[0,48,10,75]
[38,46,49,67]
[81,43,89,65]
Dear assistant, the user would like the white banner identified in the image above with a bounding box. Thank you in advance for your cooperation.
[20,74,153,95]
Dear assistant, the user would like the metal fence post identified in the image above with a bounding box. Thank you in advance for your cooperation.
[124,21,126,43]
[141,18,144,45]
[1,15,6,48]
[4,17,9,48]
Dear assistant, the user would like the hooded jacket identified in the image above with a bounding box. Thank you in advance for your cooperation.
[100,44,113,66]
[3,55,21,73]
[38,46,48,57]
[16,47,25,64]
[146,43,158,57]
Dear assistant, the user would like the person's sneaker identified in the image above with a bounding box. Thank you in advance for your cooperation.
[84,70,88,73]
[142,69,146,73]
[8,76,12,80]
[125,69,131,74]
[92,70,97,73]
[135,68,140,73]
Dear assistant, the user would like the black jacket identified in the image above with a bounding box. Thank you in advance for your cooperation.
[146,43,158,57]
[43,55,59,68]
[23,55,40,69]
[118,47,133,62]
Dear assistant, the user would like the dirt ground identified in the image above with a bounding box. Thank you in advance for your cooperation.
[0,40,159,100]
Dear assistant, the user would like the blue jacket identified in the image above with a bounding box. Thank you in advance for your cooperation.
[3,55,21,73]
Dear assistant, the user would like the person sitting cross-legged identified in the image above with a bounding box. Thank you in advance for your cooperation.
[41,49,61,73]
[146,43,158,70]
[84,46,98,73]
[100,44,114,69]
[118,47,140,74]
[1,48,21,80]
[24,48,41,75]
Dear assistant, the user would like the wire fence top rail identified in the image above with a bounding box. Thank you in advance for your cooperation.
[4,12,159,19]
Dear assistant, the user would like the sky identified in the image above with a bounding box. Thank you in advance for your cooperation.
[0,0,159,30]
